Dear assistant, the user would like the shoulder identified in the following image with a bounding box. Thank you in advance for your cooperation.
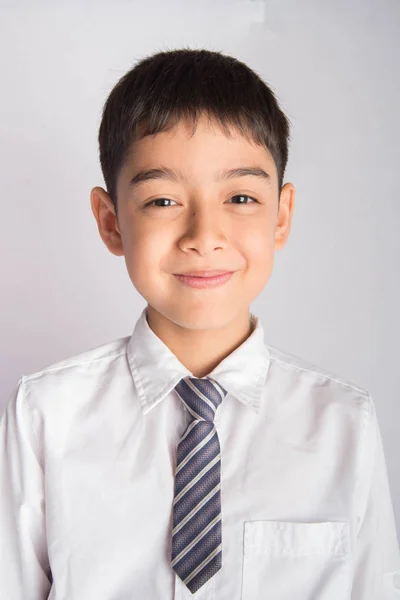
[17,335,131,414]
[267,343,368,394]
[263,344,376,463]
[265,342,372,415]
[23,335,130,381]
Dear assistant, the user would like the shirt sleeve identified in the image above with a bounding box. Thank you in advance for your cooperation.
[0,378,52,600]
[351,392,400,599]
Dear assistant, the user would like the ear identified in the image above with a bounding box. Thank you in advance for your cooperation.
[90,186,124,257]
[274,182,295,251]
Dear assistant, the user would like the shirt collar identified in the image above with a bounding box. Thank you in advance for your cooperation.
[126,306,271,415]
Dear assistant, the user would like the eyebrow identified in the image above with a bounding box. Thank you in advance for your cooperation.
[129,165,271,188]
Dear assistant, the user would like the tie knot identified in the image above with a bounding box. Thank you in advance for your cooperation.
[174,376,228,423]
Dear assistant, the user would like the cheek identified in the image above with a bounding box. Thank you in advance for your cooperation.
[239,227,273,260]
[123,230,168,285]
[238,226,275,288]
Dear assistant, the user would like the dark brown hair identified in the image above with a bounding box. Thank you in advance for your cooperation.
[98,47,291,215]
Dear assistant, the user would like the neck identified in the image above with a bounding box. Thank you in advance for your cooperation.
[146,305,255,378]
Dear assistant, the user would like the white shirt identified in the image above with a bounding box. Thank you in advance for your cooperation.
[1,306,400,600]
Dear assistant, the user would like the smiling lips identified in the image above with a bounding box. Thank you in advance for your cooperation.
[174,271,234,288]
[175,270,233,277]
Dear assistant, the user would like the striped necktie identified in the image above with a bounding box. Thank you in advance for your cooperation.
[171,376,228,594]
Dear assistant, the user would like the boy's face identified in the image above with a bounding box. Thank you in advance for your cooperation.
[91,114,295,332]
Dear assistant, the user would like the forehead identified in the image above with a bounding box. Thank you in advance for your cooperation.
[119,114,278,186]
[128,115,272,160]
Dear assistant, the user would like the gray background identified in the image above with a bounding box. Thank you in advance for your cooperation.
[1,0,399,536]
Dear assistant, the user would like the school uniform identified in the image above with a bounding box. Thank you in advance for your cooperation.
[1,306,400,599]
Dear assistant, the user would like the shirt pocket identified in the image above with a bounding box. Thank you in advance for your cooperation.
[241,520,351,600]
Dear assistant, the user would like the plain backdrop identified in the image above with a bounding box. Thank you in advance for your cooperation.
[1,0,399,536]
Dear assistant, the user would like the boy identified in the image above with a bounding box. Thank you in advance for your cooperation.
[1,47,400,599]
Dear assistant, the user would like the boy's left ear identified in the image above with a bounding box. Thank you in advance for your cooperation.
[274,182,295,251]
[90,186,124,257]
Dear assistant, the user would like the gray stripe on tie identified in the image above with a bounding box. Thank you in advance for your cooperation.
[185,379,217,413]
[183,543,222,585]
[173,454,220,505]
[171,514,221,567]
[176,428,216,474]
[172,483,220,535]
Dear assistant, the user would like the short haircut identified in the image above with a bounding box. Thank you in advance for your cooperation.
[98,47,291,215]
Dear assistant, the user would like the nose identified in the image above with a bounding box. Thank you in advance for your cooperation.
[178,208,228,255]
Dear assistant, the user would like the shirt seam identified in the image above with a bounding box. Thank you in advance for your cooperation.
[269,356,369,397]
[21,351,127,382]
[353,392,373,540]
[21,376,45,472]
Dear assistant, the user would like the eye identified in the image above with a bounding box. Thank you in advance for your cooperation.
[229,194,258,205]
[143,195,258,208]
[144,198,178,208]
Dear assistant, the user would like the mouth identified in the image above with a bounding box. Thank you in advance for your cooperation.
[174,270,233,277]
[173,271,235,289]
